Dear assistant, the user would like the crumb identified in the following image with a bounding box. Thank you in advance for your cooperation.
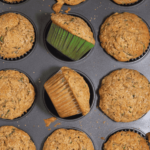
[65,7,71,13]
[25,124,26,126]
[48,128,51,130]
[33,72,35,73]
[18,125,20,127]
[48,5,50,7]
[44,117,57,127]
[97,121,98,123]
[99,127,100,129]
[54,123,61,127]
[38,125,39,127]
[101,137,105,140]
[103,121,106,124]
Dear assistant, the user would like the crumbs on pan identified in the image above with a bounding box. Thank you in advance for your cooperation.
[44,117,57,127]
[101,137,105,140]
[65,7,71,13]
[54,123,61,127]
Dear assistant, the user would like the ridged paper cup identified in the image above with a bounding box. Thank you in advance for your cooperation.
[46,23,94,61]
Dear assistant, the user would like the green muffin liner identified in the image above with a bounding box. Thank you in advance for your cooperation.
[46,23,94,60]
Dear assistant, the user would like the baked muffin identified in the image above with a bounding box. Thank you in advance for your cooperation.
[43,128,94,150]
[99,68,150,122]
[44,67,90,118]
[113,0,138,5]
[3,0,23,3]
[0,13,35,59]
[103,131,149,150]
[99,12,150,61]
[46,13,95,61]
[0,126,36,149]
[53,0,86,13]
[0,70,35,120]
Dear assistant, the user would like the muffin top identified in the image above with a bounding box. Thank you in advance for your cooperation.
[51,13,95,45]
[0,13,35,59]
[61,67,90,116]
[104,131,149,150]
[52,0,85,13]
[99,69,150,122]
[0,70,35,120]
[0,126,36,149]
[43,128,94,150]
[113,0,138,4]
[3,0,23,3]
[99,12,150,61]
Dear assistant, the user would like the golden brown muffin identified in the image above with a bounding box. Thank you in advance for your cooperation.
[99,12,150,61]
[53,0,85,13]
[0,70,35,120]
[99,69,150,122]
[44,67,90,118]
[0,126,36,149]
[113,0,138,4]
[0,13,35,59]
[103,131,149,150]
[51,13,95,45]
[3,0,22,3]
[43,128,94,150]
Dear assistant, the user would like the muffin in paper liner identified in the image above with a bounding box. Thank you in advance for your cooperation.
[44,67,90,118]
[46,13,95,61]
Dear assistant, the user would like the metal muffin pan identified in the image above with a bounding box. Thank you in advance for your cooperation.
[0,0,150,150]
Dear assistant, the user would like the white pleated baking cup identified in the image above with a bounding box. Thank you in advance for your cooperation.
[0,11,37,62]
[101,127,150,150]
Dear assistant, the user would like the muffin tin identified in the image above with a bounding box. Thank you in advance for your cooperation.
[0,0,150,150]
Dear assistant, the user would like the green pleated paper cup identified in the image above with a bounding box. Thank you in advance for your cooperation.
[46,23,95,61]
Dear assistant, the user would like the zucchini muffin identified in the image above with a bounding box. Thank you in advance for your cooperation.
[53,0,86,13]
[0,70,35,120]
[3,0,23,3]
[44,67,90,118]
[0,126,36,149]
[0,13,35,59]
[47,13,95,60]
[99,69,150,122]
[99,12,150,61]
[103,131,149,150]
[43,128,94,150]
[113,0,138,5]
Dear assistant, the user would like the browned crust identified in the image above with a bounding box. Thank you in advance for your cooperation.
[3,0,22,2]
[99,68,150,122]
[104,131,149,150]
[113,0,138,4]
[0,70,35,120]
[43,129,94,150]
[0,13,35,59]
[99,12,150,61]
[0,126,36,149]
[51,13,95,45]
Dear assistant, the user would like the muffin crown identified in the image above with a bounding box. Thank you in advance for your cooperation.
[51,13,95,45]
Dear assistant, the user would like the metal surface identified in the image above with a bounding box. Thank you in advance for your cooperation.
[0,0,150,150]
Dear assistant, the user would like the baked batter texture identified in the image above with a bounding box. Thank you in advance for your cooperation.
[3,0,23,3]
[51,13,95,45]
[0,13,35,59]
[0,126,36,149]
[99,12,150,61]
[53,0,85,13]
[103,131,149,150]
[99,69,150,122]
[0,70,35,120]
[43,128,94,150]
[113,0,138,4]
[44,67,90,118]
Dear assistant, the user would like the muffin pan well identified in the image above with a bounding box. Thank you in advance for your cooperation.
[43,68,95,121]
[0,0,150,150]
[43,12,96,62]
